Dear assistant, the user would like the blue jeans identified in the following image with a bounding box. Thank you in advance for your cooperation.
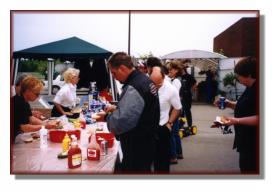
[170,120,183,159]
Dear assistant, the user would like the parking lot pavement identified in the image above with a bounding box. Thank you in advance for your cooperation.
[170,104,240,174]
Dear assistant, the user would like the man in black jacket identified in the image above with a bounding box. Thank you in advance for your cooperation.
[104,52,160,173]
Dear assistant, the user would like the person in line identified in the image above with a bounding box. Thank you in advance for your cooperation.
[168,60,184,163]
[12,76,57,141]
[12,74,28,97]
[150,65,182,173]
[146,57,162,75]
[146,57,171,82]
[180,61,197,128]
[137,61,148,74]
[51,68,80,117]
[102,52,160,173]
[214,56,259,174]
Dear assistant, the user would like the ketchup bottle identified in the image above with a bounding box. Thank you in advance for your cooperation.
[87,134,100,161]
[68,135,82,169]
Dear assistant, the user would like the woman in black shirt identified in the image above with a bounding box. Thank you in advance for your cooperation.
[12,76,56,141]
[215,57,258,174]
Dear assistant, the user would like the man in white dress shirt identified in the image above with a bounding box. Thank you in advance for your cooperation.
[150,66,182,173]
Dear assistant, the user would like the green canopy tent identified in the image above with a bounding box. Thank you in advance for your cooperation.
[12,36,116,98]
[13,36,112,59]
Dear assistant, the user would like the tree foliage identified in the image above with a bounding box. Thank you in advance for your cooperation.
[19,59,48,75]
[138,52,154,62]
[223,72,236,87]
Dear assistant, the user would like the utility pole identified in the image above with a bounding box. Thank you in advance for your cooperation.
[128,10,131,55]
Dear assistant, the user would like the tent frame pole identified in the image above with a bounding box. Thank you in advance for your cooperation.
[47,58,54,96]
[105,59,117,101]
[13,58,19,85]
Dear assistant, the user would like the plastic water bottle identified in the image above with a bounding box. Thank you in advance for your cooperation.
[88,92,93,111]
[40,125,48,148]
[89,82,96,110]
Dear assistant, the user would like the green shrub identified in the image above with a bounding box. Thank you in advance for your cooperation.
[223,72,236,87]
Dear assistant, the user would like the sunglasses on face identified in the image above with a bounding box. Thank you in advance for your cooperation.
[31,90,40,97]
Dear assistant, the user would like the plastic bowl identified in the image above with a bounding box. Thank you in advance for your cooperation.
[95,132,115,148]
[49,129,81,143]
[49,130,66,143]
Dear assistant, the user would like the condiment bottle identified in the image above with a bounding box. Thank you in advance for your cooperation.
[62,134,71,153]
[79,116,86,129]
[87,134,100,161]
[40,125,48,149]
[68,135,82,169]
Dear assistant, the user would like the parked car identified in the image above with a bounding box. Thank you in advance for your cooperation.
[43,74,65,94]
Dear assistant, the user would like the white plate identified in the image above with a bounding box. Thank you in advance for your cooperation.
[214,116,230,124]
[215,116,224,124]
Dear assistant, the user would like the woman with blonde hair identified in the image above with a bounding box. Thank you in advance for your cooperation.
[51,68,80,117]
[12,76,57,141]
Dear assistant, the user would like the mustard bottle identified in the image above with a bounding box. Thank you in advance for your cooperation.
[62,134,71,153]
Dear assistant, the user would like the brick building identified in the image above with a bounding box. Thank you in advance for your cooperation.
[213,17,258,57]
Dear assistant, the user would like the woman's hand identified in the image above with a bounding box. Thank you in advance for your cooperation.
[32,110,46,120]
[213,97,234,109]
[222,116,240,126]
[45,120,60,129]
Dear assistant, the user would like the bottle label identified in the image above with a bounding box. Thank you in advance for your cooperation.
[72,154,82,166]
[87,148,97,158]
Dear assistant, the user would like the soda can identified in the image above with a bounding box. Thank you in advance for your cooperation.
[100,140,108,156]
[219,97,226,110]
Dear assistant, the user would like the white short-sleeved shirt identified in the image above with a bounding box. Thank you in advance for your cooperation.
[158,80,182,126]
[53,83,77,108]
[165,75,171,83]
[171,78,182,92]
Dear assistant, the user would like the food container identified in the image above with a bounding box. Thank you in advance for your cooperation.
[95,132,115,148]
[49,129,81,143]
[66,112,80,119]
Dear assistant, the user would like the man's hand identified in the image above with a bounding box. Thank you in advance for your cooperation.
[166,122,173,131]
[104,104,117,113]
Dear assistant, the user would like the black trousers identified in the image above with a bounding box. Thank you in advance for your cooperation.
[182,99,192,127]
[239,151,258,174]
[51,105,70,117]
[119,134,155,174]
[154,125,171,173]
